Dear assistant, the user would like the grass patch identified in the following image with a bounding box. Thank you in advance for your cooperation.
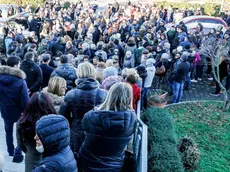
[168,102,230,172]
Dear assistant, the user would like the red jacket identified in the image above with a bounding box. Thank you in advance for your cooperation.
[131,83,141,110]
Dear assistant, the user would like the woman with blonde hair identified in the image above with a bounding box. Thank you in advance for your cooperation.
[59,62,106,159]
[96,62,107,84]
[78,82,136,171]
[42,77,66,112]
[126,69,141,110]
[63,35,72,44]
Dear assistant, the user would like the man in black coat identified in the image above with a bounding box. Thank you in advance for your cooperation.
[51,55,77,91]
[93,25,101,45]
[65,41,77,57]
[51,37,65,56]
[172,54,190,103]
[20,52,43,95]
[39,54,54,89]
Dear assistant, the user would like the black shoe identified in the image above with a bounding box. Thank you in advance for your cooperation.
[184,87,190,90]
[12,154,24,163]
[168,92,173,96]
[9,153,14,156]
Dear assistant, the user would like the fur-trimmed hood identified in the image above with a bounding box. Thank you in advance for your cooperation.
[0,66,26,79]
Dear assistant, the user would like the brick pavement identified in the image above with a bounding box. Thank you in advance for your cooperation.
[151,73,228,103]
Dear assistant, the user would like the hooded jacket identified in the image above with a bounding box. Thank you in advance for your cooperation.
[59,78,106,158]
[124,42,136,56]
[20,59,43,93]
[123,55,135,68]
[78,109,136,172]
[33,115,77,172]
[0,66,29,122]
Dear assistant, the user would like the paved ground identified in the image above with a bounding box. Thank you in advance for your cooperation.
[0,117,25,172]
[152,72,229,103]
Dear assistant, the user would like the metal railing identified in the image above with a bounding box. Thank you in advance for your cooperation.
[133,101,148,172]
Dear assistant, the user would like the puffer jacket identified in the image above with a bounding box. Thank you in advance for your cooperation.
[42,87,64,112]
[59,78,106,159]
[78,110,136,172]
[51,63,77,91]
[32,115,78,172]
[0,66,29,122]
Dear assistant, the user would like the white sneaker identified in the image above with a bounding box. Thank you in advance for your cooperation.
[191,79,198,83]
[208,77,213,81]
[198,78,202,81]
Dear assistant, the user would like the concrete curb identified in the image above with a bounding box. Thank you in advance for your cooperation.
[165,100,224,108]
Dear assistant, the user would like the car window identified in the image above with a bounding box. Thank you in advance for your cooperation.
[186,19,223,25]
[197,19,223,25]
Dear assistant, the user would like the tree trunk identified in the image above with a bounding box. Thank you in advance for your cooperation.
[211,63,229,110]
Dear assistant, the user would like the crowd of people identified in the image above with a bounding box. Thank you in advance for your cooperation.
[0,0,230,171]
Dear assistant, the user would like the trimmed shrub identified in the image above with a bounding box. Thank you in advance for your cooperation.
[0,0,44,7]
[141,107,184,172]
[156,2,221,16]
[178,136,200,170]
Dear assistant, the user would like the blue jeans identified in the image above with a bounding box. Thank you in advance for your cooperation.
[173,81,184,103]
[185,72,191,88]
[4,120,15,155]
[141,87,149,109]
[4,120,22,155]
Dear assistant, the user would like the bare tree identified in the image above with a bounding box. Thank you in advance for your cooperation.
[203,38,229,110]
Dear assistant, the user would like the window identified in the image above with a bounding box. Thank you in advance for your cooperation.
[186,19,223,25]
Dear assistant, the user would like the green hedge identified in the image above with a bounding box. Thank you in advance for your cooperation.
[157,2,221,16]
[141,107,184,172]
[0,0,44,7]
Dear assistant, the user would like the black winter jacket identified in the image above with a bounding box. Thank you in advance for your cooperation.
[59,78,106,159]
[78,109,136,172]
[51,63,77,91]
[39,64,54,89]
[20,59,43,93]
[173,60,190,83]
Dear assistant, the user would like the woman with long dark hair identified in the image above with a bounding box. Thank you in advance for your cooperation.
[17,92,56,172]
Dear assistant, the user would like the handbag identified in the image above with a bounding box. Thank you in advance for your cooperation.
[155,65,166,75]
[121,150,137,172]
